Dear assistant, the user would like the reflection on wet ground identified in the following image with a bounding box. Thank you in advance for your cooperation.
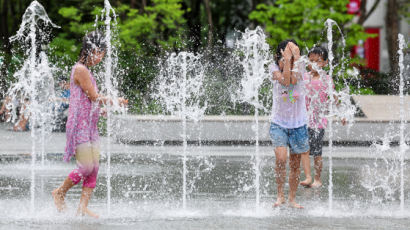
[0,150,409,229]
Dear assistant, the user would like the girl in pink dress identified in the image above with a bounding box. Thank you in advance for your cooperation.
[300,46,344,188]
[52,31,127,218]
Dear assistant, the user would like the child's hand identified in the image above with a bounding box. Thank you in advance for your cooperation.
[281,46,293,60]
[287,42,300,59]
[272,72,282,81]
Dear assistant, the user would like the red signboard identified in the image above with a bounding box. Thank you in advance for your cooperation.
[350,28,380,71]
[347,0,361,15]
[364,28,380,71]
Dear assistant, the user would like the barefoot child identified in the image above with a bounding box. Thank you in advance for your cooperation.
[269,39,309,209]
[52,31,127,218]
[300,46,344,188]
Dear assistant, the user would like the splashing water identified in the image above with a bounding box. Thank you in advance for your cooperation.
[359,34,408,215]
[397,33,407,213]
[97,0,126,214]
[324,18,357,211]
[361,135,403,204]
[7,0,59,213]
[233,26,271,208]
[153,52,207,209]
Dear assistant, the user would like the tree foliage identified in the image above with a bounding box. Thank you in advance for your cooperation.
[249,0,370,51]
[0,0,404,104]
[117,0,186,54]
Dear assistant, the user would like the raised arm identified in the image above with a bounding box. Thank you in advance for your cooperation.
[288,42,301,85]
[281,46,293,86]
[273,42,301,86]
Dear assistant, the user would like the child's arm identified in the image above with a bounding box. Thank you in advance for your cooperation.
[273,46,293,86]
[272,42,301,86]
[74,65,128,106]
[290,59,298,85]
[289,43,301,85]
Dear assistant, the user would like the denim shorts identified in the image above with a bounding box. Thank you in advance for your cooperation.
[308,128,325,156]
[269,123,310,154]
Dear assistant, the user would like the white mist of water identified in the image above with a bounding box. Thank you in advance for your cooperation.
[8,0,59,213]
[99,0,125,215]
[153,52,207,209]
[324,18,356,211]
[302,18,356,211]
[397,33,407,213]
[361,135,402,204]
[325,19,335,212]
[233,26,271,208]
[360,34,408,214]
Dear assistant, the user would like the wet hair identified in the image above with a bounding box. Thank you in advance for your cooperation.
[79,30,107,64]
[308,46,328,61]
[275,39,299,65]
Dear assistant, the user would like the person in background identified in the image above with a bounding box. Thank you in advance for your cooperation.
[53,80,70,132]
[300,46,346,188]
[13,98,30,131]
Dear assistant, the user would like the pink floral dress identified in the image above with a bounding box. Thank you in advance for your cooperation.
[304,72,334,129]
[64,63,100,162]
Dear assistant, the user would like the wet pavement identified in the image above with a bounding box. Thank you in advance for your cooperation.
[0,148,409,230]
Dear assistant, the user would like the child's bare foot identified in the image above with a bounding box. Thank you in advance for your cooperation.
[311,180,322,188]
[77,207,99,219]
[300,177,312,187]
[273,196,286,207]
[52,188,66,212]
[288,200,304,209]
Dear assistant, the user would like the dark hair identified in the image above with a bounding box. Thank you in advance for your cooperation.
[275,39,299,65]
[79,30,107,64]
[308,46,328,61]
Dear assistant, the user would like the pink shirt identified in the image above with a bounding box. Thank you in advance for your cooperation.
[304,72,334,129]
[64,63,100,162]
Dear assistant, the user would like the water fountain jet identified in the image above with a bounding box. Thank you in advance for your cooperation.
[8,0,59,213]
[233,27,271,208]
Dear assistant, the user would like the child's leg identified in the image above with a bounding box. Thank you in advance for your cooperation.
[300,151,312,186]
[52,142,94,212]
[77,187,99,218]
[69,143,95,184]
[77,142,100,218]
[288,153,303,208]
[311,129,325,188]
[311,156,323,188]
[82,143,100,188]
[52,176,75,212]
[274,147,288,207]
[288,125,309,208]
[270,123,289,207]
[300,128,318,187]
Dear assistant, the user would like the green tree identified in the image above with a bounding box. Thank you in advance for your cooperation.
[45,0,187,110]
[249,0,369,52]
[249,0,375,94]
[116,0,186,54]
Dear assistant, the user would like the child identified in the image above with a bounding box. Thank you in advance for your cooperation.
[300,46,344,188]
[13,98,30,131]
[0,96,19,123]
[269,39,308,209]
[52,30,127,218]
[53,80,70,132]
